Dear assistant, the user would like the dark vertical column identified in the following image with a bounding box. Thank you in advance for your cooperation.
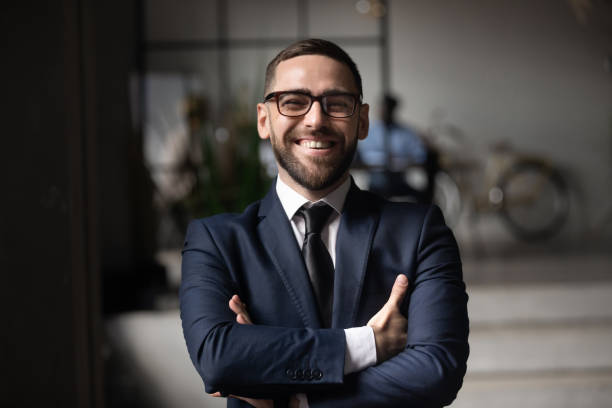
[92,0,161,315]
[217,0,229,120]
[379,0,390,94]
[135,0,146,143]
[70,0,104,405]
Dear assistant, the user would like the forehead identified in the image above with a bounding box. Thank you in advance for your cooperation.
[272,54,357,94]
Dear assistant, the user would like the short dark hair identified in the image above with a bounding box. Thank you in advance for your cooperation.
[264,38,363,98]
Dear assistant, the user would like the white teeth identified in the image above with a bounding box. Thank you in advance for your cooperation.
[301,140,332,149]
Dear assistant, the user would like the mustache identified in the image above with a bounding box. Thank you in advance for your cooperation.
[287,127,341,140]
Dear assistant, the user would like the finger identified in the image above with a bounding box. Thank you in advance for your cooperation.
[229,295,252,324]
[210,392,222,397]
[386,274,409,308]
[231,294,245,306]
[236,313,252,325]
[229,295,246,315]
[230,294,245,307]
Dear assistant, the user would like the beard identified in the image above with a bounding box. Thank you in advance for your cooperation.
[270,126,358,192]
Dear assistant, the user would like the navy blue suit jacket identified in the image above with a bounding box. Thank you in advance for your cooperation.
[180,181,469,407]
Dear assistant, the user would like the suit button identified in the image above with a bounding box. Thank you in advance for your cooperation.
[296,368,304,380]
[304,368,312,380]
[312,368,323,380]
[285,368,295,379]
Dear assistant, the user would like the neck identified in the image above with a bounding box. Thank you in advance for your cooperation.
[278,172,349,202]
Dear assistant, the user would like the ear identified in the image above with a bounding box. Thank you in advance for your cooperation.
[357,103,369,140]
[257,103,271,140]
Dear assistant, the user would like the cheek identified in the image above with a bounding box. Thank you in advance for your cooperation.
[280,123,304,144]
[271,117,292,135]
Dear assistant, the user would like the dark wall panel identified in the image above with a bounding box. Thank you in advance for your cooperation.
[1,1,102,406]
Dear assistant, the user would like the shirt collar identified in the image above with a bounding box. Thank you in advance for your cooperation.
[276,175,351,220]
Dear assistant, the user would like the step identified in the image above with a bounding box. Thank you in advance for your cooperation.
[468,282,612,325]
[451,371,612,408]
[468,323,612,374]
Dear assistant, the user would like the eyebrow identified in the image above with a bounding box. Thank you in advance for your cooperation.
[280,88,355,96]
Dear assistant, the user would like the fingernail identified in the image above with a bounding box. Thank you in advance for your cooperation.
[396,274,408,286]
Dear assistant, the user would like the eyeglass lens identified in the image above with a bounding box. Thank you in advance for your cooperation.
[277,92,356,117]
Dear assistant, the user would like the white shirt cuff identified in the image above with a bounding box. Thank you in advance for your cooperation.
[343,326,377,374]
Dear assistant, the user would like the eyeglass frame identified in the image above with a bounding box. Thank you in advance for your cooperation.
[263,90,362,118]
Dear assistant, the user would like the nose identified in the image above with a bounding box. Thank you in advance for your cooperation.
[303,100,327,129]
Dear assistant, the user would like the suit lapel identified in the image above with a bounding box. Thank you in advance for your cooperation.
[257,185,322,328]
[333,184,379,328]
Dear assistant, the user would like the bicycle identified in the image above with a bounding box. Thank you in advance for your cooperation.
[429,124,570,242]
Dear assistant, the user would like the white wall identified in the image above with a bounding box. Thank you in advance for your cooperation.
[389,0,612,234]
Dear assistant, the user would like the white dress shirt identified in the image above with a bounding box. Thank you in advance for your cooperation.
[275,176,377,374]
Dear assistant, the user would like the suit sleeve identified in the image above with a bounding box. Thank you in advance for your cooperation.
[180,219,346,399]
[308,205,469,408]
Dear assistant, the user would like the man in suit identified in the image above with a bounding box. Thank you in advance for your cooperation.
[180,39,469,407]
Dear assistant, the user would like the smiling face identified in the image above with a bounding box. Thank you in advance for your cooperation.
[257,54,369,200]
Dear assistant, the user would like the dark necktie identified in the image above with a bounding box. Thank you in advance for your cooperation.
[299,203,335,328]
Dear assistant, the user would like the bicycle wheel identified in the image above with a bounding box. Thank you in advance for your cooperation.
[498,160,569,241]
[433,170,462,227]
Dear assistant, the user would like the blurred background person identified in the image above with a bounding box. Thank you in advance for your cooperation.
[357,93,438,203]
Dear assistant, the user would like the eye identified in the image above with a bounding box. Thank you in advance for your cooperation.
[284,99,307,106]
[279,93,310,110]
[328,100,349,108]
[325,95,353,112]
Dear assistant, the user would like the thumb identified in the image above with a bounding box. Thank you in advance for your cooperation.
[386,274,409,308]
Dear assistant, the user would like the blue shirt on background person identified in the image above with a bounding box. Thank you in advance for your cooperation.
[357,120,427,170]
[355,93,437,203]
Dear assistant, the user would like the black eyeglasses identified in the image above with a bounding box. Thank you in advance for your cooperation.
[264,91,360,118]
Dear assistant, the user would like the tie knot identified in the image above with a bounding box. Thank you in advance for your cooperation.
[300,202,334,235]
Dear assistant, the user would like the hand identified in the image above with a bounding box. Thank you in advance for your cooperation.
[209,295,274,408]
[367,274,409,364]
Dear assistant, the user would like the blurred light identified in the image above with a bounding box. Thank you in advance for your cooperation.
[489,187,504,205]
[355,0,371,15]
[355,0,386,18]
[215,127,229,143]
[371,1,387,18]
[404,168,428,191]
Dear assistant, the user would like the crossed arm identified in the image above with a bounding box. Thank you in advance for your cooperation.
[230,275,410,367]
[216,275,409,407]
